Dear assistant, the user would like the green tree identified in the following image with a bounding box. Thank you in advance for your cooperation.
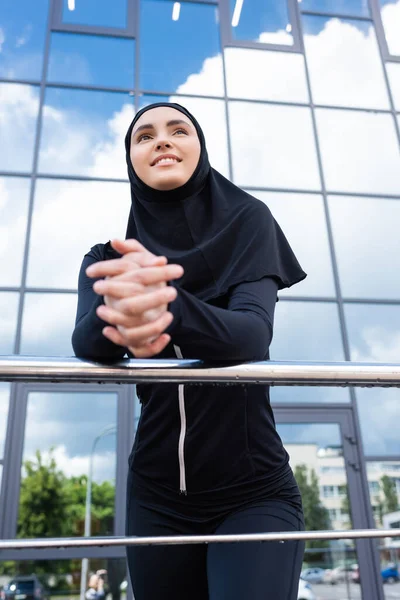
[17,449,68,538]
[294,464,331,550]
[380,475,399,515]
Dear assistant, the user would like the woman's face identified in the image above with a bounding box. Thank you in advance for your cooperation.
[130,106,201,191]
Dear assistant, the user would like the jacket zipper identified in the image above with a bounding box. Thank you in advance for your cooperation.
[174,344,187,494]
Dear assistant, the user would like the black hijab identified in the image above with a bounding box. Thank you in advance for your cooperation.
[122,102,306,301]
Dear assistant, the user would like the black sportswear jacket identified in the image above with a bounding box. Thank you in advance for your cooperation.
[72,244,291,497]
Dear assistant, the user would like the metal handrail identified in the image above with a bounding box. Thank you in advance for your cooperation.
[0,528,399,549]
[1,356,400,386]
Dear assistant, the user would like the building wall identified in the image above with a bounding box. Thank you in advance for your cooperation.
[0,0,400,596]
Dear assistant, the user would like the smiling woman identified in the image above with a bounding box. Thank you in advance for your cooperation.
[72,101,307,600]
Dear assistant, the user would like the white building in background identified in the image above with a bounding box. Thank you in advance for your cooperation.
[286,444,400,532]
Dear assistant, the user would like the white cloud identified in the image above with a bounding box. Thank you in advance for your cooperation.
[15,24,32,49]
[351,327,400,363]
[304,17,389,109]
[23,445,116,483]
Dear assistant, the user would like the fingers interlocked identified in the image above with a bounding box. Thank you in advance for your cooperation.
[86,239,184,357]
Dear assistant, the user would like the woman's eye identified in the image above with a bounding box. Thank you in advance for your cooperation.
[138,134,151,142]
[174,129,188,135]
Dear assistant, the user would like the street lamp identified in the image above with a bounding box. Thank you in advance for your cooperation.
[80,425,117,600]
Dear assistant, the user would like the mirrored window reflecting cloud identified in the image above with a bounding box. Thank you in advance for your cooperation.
[0,177,30,287]
[229,102,321,190]
[0,0,48,80]
[48,32,135,88]
[329,196,400,300]
[229,0,293,45]
[271,301,345,361]
[39,87,135,178]
[255,191,336,298]
[0,293,19,354]
[356,388,400,456]
[0,83,40,173]
[303,16,389,109]
[140,1,224,96]
[27,179,129,289]
[316,109,400,195]
[20,293,78,356]
[379,0,400,56]
[345,303,400,363]
[224,48,309,103]
[387,62,400,110]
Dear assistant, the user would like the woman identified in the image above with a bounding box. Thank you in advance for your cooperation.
[72,102,307,600]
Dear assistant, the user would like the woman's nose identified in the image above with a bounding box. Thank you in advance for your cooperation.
[156,140,171,150]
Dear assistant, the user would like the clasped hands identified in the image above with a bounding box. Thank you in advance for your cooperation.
[86,239,184,357]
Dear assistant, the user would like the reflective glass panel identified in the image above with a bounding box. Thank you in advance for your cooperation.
[21,391,117,538]
[38,88,134,177]
[255,191,336,297]
[316,109,400,194]
[0,83,40,173]
[379,0,400,56]
[0,0,48,80]
[224,48,309,102]
[0,292,19,354]
[0,560,128,600]
[277,422,358,592]
[303,16,389,109]
[301,0,370,15]
[62,0,127,29]
[367,461,400,593]
[367,461,400,569]
[229,0,293,45]
[357,389,400,456]
[229,102,321,190]
[387,62,400,111]
[48,32,135,88]
[345,303,400,363]
[140,95,229,177]
[20,293,78,356]
[271,301,348,403]
[0,177,30,287]
[0,383,10,457]
[272,302,345,361]
[140,1,223,96]
[329,196,400,300]
[27,179,129,289]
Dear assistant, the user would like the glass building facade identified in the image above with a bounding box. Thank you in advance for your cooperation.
[0,0,399,598]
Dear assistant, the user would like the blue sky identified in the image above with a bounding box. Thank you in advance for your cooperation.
[301,0,370,16]
[0,0,49,79]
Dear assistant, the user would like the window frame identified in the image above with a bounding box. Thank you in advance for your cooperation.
[369,0,400,63]
[51,0,137,38]
[219,0,303,53]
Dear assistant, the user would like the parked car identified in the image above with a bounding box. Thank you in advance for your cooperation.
[382,563,399,584]
[0,576,49,600]
[300,567,325,584]
[297,578,316,600]
[324,565,357,585]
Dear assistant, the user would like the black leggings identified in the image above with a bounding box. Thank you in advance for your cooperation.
[126,492,305,599]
